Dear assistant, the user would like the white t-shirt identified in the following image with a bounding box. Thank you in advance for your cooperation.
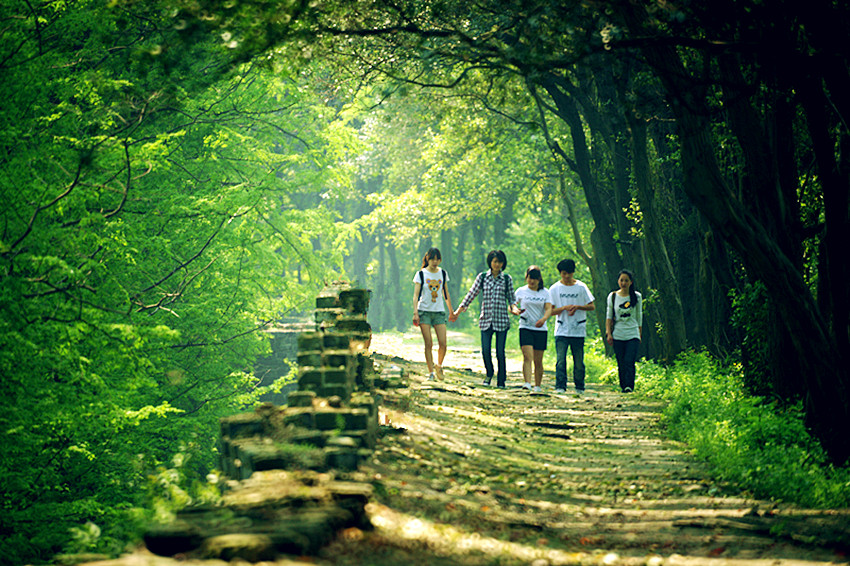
[413,268,449,313]
[514,286,552,331]
[606,291,643,341]
[549,280,595,337]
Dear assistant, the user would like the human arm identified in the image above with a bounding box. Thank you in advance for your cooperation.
[605,293,614,344]
[445,289,457,322]
[565,301,595,316]
[412,283,421,325]
[535,302,552,328]
[454,274,482,316]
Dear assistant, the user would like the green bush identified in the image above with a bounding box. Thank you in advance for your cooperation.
[641,351,850,508]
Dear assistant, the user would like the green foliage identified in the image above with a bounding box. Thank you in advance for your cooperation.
[640,352,850,508]
[0,2,360,564]
[729,282,775,396]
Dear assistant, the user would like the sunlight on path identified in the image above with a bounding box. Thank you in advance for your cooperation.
[370,328,524,376]
[367,503,840,566]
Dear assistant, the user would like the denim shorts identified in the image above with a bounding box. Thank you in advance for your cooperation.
[519,328,548,350]
[418,310,447,326]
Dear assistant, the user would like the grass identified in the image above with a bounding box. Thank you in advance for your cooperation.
[638,350,850,509]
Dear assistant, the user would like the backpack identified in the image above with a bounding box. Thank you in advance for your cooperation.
[417,268,449,301]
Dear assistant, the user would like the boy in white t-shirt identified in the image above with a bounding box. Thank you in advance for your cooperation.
[548,259,595,392]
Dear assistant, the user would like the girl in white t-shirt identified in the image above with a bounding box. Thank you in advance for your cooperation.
[513,265,552,392]
[412,248,455,380]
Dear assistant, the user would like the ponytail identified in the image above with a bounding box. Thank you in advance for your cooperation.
[421,247,442,269]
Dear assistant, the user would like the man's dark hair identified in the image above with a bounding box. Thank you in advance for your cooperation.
[557,259,576,273]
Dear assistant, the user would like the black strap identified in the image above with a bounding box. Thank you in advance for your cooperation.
[418,269,448,301]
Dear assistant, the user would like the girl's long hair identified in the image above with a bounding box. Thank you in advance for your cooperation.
[421,247,442,269]
[526,265,544,289]
[618,269,639,306]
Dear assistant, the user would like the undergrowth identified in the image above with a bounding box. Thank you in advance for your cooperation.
[639,351,850,508]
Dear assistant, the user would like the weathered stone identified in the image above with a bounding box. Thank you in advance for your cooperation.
[315,295,340,309]
[298,368,324,390]
[314,409,344,431]
[323,349,354,368]
[320,385,351,401]
[322,367,350,386]
[286,390,316,408]
[334,314,371,333]
[314,308,344,326]
[220,412,265,439]
[279,407,315,429]
[322,331,351,349]
[339,289,371,314]
[325,448,361,471]
[297,332,324,351]
[143,521,203,556]
[325,435,358,449]
[343,408,370,430]
[200,533,276,561]
[297,351,322,367]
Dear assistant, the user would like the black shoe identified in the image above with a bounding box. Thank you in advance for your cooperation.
[623,387,633,393]
[482,378,492,386]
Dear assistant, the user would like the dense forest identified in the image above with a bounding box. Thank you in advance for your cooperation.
[1,0,848,563]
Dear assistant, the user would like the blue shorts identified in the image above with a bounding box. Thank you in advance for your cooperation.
[519,328,548,350]
[418,310,447,326]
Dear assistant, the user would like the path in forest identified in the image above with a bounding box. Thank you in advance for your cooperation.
[80,330,849,566]
[330,330,849,565]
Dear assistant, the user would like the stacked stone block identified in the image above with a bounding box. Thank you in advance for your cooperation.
[145,283,383,562]
[218,283,378,479]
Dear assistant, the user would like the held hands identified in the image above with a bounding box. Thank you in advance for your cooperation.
[448,311,458,323]
[509,304,523,316]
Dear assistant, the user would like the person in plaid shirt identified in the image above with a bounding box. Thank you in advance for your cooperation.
[454,250,520,387]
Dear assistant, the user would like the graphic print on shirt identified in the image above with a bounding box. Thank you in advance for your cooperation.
[427,278,441,302]
[617,299,633,319]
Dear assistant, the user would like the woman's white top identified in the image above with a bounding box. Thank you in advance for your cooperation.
[514,285,552,332]
[606,291,642,341]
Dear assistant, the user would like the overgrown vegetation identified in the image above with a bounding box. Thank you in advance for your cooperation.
[639,352,850,509]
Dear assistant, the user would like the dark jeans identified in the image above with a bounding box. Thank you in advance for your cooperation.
[481,327,508,386]
[613,338,640,391]
[555,336,585,390]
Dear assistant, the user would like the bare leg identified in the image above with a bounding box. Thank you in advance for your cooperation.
[533,349,545,387]
[420,323,434,374]
[521,345,534,385]
[433,324,448,378]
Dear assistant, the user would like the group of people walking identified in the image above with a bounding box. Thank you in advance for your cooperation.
[412,248,642,393]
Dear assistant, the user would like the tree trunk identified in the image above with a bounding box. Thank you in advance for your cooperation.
[627,109,688,360]
[620,2,850,462]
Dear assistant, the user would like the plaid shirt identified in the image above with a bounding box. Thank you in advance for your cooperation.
[459,271,515,331]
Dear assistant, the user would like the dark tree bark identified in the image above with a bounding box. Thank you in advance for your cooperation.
[617,1,850,463]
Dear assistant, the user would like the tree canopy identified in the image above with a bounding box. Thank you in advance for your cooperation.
[2,0,849,562]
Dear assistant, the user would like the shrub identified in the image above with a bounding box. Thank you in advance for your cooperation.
[641,351,850,508]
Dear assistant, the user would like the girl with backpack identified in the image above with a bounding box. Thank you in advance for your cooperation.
[454,250,520,388]
[413,248,454,381]
[605,269,643,392]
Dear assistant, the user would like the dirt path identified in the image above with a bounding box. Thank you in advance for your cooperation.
[327,331,849,565]
[83,331,849,566]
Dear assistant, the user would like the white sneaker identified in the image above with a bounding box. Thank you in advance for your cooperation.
[522,382,532,390]
[428,373,436,381]
[554,388,566,393]
[533,386,542,393]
